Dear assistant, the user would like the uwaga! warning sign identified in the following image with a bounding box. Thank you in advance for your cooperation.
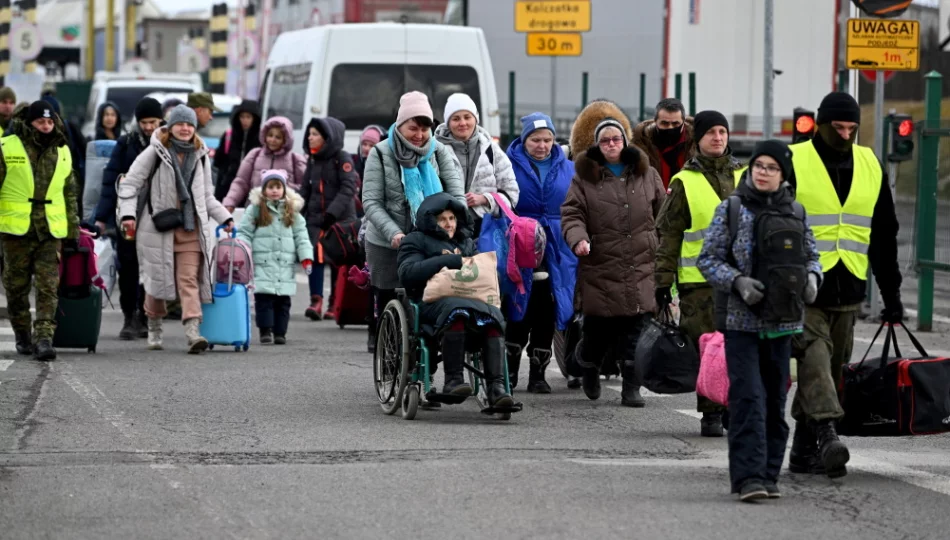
[846,19,920,71]
[515,1,591,33]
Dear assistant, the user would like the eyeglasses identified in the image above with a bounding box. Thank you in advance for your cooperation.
[752,162,782,176]
[598,136,624,147]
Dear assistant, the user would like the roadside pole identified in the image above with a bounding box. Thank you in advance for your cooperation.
[869,70,885,319]
[550,57,557,123]
[763,0,774,138]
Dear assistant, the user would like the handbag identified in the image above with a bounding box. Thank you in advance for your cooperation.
[634,308,699,394]
[422,252,501,307]
[146,159,201,232]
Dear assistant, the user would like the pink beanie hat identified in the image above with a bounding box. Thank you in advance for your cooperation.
[395,91,433,127]
[360,125,383,145]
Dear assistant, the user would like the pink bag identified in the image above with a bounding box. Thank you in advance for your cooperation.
[697,331,728,406]
[489,192,547,294]
[214,226,254,287]
[223,128,232,154]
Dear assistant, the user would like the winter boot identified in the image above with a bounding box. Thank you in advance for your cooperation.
[440,332,472,396]
[788,420,825,475]
[135,310,148,339]
[527,349,553,394]
[147,318,163,350]
[274,335,287,345]
[505,342,523,390]
[119,313,136,340]
[260,329,273,344]
[812,419,850,478]
[484,337,514,408]
[701,412,725,437]
[33,338,56,361]
[304,295,323,321]
[183,318,209,354]
[575,338,601,400]
[621,381,646,408]
[14,330,32,356]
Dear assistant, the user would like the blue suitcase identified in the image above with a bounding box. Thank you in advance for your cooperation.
[201,226,251,352]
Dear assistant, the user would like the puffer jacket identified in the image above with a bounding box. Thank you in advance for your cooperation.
[298,116,358,242]
[116,128,232,303]
[433,124,519,218]
[361,134,464,248]
[222,116,306,208]
[561,144,666,317]
[237,186,313,296]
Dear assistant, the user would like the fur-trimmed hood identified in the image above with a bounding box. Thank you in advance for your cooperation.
[574,144,649,183]
[247,185,305,212]
[259,116,295,155]
[569,100,634,157]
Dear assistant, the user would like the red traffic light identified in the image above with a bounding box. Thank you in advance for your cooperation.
[795,115,815,134]
[898,119,913,137]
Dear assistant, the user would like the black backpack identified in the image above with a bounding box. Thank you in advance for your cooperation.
[725,195,808,324]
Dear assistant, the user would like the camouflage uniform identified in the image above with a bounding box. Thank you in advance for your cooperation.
[0,110,80,340]
[655,152,743,413]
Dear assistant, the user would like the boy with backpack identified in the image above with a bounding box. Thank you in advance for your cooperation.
[696,140,822,502]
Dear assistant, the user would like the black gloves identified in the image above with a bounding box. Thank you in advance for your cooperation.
[881,295,905,324]
[655,286,672,309]
[320,213,337,231]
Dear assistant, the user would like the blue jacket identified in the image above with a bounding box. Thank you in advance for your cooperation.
[94,129,149,229]
[506,138,577,330]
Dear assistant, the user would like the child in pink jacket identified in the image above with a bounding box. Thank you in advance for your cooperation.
[223,116,307,210]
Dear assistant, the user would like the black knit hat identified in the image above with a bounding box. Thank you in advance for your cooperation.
[135,97,163,121]
[693,110,729,143]
[817,91,860,125]
[750,139,794,180]
[27,101,55,122]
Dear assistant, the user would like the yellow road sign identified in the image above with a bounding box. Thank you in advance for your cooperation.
[515,1,591,33]
[846,18,919,71]
[526,33,582,56]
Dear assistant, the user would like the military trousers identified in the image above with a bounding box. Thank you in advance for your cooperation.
[790,305,857,422]
[678,286,727,414]
[1,233,61,339]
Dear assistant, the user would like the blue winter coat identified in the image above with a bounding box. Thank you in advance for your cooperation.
[237,187,314,297]
[506,138,577,330]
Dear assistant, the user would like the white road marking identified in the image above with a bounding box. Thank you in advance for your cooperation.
[905,308,950,325]
[604,383,676,398]
[675,409,704,419]
[0,359,13,371]
[0,327,14,336]
[852,335,950,358]
[0,342,17,352]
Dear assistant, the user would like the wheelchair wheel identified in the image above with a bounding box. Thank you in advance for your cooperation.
[402,385,420,420]
[468,352,489,411]
[374,300,410,415]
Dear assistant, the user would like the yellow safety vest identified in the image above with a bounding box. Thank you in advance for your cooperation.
[0,134,72,238]
[791,140,880,279]
[674,167,745,284]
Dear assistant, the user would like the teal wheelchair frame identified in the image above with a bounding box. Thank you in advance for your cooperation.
[373,289,522,420]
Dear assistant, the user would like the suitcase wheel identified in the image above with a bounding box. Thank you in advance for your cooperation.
[208,344,215,351]
[234,346,241,352]
[242,344,249,352]
[88,346,95,353]
[338,324,345,329]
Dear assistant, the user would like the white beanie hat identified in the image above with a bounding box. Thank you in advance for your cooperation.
[443,93,479,123]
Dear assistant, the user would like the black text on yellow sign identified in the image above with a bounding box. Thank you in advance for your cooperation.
[515,1,591,33]
[846,18,919,71]
[526,33,582,56]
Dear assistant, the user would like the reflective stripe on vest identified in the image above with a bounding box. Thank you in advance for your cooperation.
[0,135,72,238]
[790,140,880,279]
[674,167,744,284]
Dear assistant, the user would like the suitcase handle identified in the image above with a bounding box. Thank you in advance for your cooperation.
[858,323,930,369]
[215,224,238,292]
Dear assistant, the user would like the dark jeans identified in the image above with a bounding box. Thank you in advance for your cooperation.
[579,314,647,381]
[505,278,556,356]
[116,235,144,317]
[308,263,337,303]
[255,293,292,336]
[725,330,792,493]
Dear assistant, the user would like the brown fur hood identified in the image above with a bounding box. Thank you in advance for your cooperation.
[631,118,696,168]
[574,144,649,183]
[569,100,633,157]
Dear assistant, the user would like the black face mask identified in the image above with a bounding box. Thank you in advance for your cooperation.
[817,124,856,153]
[654,126,682,148]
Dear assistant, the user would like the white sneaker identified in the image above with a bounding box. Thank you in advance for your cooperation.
[533,271,549,281]
[147,318,163,350]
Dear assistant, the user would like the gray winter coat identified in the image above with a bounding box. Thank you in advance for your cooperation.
[117,128,232,303]
[361,138,464,248]
[434,124,519,218]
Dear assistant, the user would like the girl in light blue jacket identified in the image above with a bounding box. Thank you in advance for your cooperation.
[238,169,314,345]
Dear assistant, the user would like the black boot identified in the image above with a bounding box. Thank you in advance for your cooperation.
[813,419,849,478]
[788,420,826,475]
[119,313,136,341]
[505,342,523,390]
[575,338,601,400]
[701,412,725,437]
[527,349,553,394]
[621,380,645,407]
[14,330,32,355]
[484,337,514,407]
[135,310,148,339]
[441,332,472,396]
[33,338,56,361]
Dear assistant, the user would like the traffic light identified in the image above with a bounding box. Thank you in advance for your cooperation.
[888,114,914,162]
[792,108,816,144]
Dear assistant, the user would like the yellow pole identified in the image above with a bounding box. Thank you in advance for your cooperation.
[105,0,114,71]
[86,0,96,78]
[126,1,136,58]
[0,0,10,84]
[23,0,36,73]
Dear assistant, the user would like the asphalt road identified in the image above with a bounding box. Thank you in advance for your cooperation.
[2,277,950,540]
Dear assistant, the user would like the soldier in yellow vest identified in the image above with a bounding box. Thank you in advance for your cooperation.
[788,92,903,479]
[0,101,81,361]
[655,111,744,437]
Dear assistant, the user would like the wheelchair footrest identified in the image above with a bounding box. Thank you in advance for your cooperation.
[424,391,468,405]
[480,402,524,415]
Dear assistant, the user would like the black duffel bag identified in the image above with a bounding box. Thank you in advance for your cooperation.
[634,308,699,394]
[319,218,363,267]
[839,322,950,437]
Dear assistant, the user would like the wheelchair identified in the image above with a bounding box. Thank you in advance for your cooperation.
[373,289,523,421]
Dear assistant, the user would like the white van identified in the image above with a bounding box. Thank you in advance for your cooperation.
[82,72,203,140]
[260,23,500,153]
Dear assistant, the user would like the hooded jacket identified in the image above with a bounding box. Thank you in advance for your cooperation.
[298,117,358,242]
[396,192,505,335]
[561,143,665,318]
[0,105,81,240]
[213,100,262,201]
[237,186,313,297]
[94,101,123,141]
[94,123,151,230]
[631,118,696,189]
[222,116,306,208]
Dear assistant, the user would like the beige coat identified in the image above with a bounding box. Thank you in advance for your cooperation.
[117,128,232,303]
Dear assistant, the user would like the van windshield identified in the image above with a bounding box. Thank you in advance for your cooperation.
[105,86,194,120]
[327,64,481,129]
[265,63,311,128]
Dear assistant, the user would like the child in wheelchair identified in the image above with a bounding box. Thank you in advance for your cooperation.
[397,193,514,408]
